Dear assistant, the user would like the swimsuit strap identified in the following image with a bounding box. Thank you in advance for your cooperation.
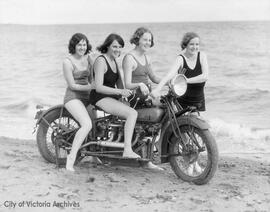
[144,54,149,66]
[99,55,118,74]
[179,52,200,71]
[66,56,90,71]
[126,53,147,66]
[66,57,77,71]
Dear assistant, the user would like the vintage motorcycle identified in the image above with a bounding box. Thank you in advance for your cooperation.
[34,74,218,185]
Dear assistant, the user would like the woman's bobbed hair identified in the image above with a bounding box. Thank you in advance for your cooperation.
[180,32,200,50]
[68,33,92,55]
[130,27,154,47]
[96,33,125,53]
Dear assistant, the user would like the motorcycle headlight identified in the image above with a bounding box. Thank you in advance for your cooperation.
[169,74,187,97]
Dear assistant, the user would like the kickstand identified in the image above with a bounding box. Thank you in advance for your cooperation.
[54,139,60,169]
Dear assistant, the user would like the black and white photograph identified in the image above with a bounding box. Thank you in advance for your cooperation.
[0,0,270,211]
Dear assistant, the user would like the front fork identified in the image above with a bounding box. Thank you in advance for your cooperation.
[163,97,204,154]
[163,97,189,150]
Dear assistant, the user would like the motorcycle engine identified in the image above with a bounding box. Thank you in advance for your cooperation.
[136,107,165,123]
[95,121,108,138]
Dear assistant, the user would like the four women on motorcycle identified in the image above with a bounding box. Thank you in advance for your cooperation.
[63,29,209,172]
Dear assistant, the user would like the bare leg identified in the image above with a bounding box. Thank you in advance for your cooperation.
[65,100,92,171]
[96,98,140,158]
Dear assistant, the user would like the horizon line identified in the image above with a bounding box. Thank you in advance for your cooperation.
[1,19,269,26]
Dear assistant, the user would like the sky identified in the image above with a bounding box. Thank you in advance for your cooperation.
[0,0,270,24]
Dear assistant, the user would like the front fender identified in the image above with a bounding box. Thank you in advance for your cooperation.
[159,115,210,163]
[176,115,210,130]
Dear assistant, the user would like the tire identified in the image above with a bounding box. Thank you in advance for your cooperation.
[36,108,80,165]
[169,125,218,185]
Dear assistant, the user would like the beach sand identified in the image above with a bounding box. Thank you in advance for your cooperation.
[0,137,269,212]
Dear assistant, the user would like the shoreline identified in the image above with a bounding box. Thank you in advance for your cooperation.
[0,137,269,212]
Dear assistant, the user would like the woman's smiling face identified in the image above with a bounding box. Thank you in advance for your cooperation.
[75,39,87,56]
[138,32,152,52]
[186,37,200,55]
[107,40,123,58]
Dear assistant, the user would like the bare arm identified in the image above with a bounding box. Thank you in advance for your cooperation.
[87,52,95,67]
[87,53,95,84]
[115,58,125,89]
[152,56,182,93]
[146,56,161,84]
[63,58,92,91]
[187,52,209,84]
[95,57,123,95]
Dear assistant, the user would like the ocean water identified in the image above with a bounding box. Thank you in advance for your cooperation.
[0,21,269,153]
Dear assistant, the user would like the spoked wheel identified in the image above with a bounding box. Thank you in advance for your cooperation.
[36,108,80,165]
[169,125,218,185]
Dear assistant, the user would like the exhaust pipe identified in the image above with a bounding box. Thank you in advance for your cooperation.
[97,141,124,148]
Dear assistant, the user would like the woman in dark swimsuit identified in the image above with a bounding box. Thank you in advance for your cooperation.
[89,33,140,159]
[151,32,209,175]
[151,32,209,111]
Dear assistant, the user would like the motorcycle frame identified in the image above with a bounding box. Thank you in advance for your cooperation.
[34,92,210,164]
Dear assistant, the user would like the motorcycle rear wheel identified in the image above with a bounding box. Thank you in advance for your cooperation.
[169,125,218,185]
[36,108,80,165]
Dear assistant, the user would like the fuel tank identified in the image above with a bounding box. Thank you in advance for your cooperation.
[136,107,165,123]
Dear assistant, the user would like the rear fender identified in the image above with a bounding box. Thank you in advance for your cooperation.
[35,105,66,125]
[35,104,97,125]
[159,115,210,163]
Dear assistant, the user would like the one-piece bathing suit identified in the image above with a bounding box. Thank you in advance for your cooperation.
[63,57,91,106]
[89,55,121,105]
[177,52,206,111]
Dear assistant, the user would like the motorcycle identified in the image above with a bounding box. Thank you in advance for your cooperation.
[34,74,218,185]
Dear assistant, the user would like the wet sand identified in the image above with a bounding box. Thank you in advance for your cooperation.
[0,137,269,212]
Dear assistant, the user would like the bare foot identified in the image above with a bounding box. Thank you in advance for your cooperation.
[187,162,203,176]
[122,151,141,159]
[66,155,75,172]
[194,161,203,173]
[187,164,194,176]
[144,162,164,171]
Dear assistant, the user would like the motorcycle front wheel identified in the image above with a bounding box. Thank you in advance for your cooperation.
[169,125,218,185]
[36,108,80,165]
